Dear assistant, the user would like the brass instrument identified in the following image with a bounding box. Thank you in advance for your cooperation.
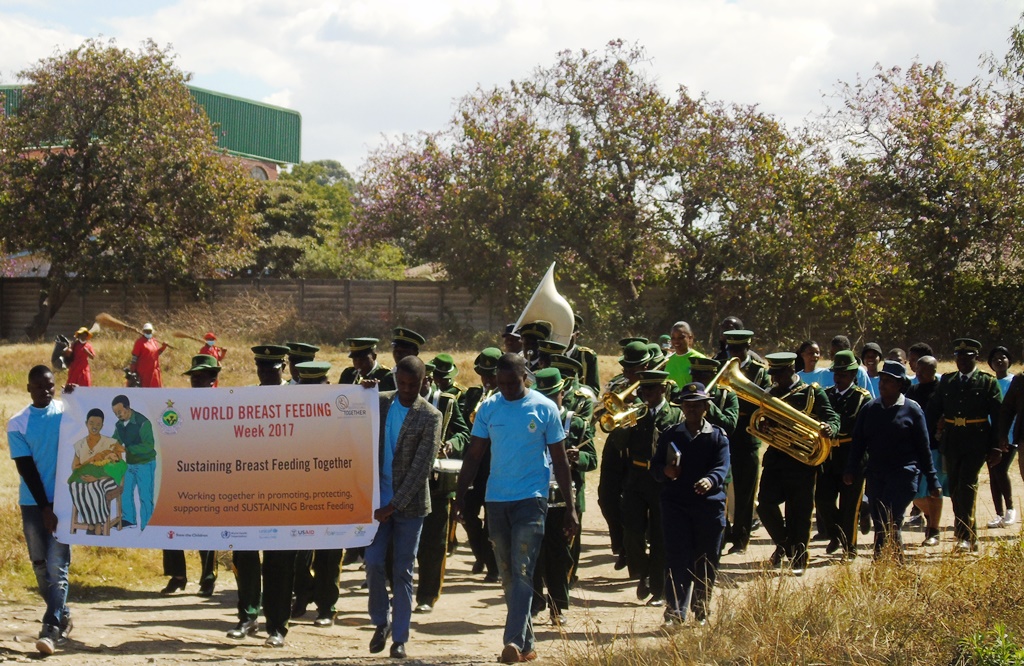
[514,262,575,347]
[469,388,495,424]
[707,358,834,466]
[597,358,668,433]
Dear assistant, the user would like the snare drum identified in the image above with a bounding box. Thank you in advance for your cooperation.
[432,458,463,475]
[547,480,576,508]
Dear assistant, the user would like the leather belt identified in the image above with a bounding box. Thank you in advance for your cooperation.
[944,417,988,427]
[835,437,852,445]
[631,460,650,469]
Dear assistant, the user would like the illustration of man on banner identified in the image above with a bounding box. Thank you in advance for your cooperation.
[111,395,156,530]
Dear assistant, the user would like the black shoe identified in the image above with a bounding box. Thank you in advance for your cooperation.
[825,538,841,555]
[471,560,485,575]
[120,519,135,529]
[859,502,871,535]
[198,579,216,597]
[614,553,628,570]
[484,572,500,583]
[636,578,651,600]
[390,642,406,659]
[160,576,186,595]
[647,596,665,607]
[370,623,392,654]
[414,603,432,613]
[291,597,309,618]
[265,631,285,648]
[227,619,258,639]
[751,518,762,531]
[727,544,747,555]
[769,547,785,568]
[312,612,335,627]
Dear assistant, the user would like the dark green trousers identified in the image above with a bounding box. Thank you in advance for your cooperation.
[728,445,760,549]
[262,550,296,635]
[757,453,816,568]
[621,477,664,599]
[415,491,450,607]
[945,443,987,543]
[232,551,261,621]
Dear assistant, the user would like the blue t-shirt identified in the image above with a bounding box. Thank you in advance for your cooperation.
[7,400,64,506]
[381,398,410,507]
[797,368,833,389]
[471,389,565,503]
[866,374,880,399]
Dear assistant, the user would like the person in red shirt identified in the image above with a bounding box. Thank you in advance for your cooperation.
[130,323,168,388]
[199,332,227,363]
[64,327,96,387]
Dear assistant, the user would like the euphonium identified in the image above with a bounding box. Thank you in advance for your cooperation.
[597,358,668,433]
[707,358,834,466]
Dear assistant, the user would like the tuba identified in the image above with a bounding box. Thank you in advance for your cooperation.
[707,358,834,466]
[515,262,575,347]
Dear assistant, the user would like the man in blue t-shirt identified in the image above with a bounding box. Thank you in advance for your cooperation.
[455,353,578,665]
[7,365,71,655]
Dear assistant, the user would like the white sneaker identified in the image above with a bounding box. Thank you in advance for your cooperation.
[1004,509,1017,526]
[988,516,1005,528]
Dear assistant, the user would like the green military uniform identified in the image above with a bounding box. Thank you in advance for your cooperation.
[229,345,295,647]
[816,351,872,556]
[338,337,396,390]
[620,371,682,604]
[685,357,739,436]
[415,360,471,611]
[757,353,840,573]
[568,314,601,393]
[926,338,1002,547]
[551,354,596,423]
[720,331,770,553]
[530,369,598,620]
[596,341,650,563]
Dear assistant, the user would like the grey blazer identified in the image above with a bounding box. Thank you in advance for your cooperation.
[379,392,443,518]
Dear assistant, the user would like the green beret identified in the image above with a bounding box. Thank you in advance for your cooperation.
[550,354,583,377]
[252,344,289,365]
[286,342,320,359]
[637,370,669,386]
[619,341,653,367]
[474,347,502,374]
[953,338,982,355]
[766,352,798,372]
[517,320,552,340]
[537,339,568,355]
[724,329,754,345]
[690,357,721,373]
[346,337,379,357]
[829,350,859,372]
[392,327,426,349]
[184,354,221,375]
[533,368,564,396]
[295,361,332,380]
[430,353,458,379]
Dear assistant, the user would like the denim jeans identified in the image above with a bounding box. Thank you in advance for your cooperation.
[21,505,71,628]
[365,514,424,644]
[123,460,155,529]
[487,497,547,653]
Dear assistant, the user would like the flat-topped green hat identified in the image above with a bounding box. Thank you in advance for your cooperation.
[724,329,754,345]
[619,336,648,348]
[286,342,320,360]
[550,354,583,377]
[765,352,798,372]
[619,341,653,367]
[295,361,332,380]
[392,327,426,349]
[517,320,552,340]
[690,357,721,373]
[346,337,379,358]
[637,370,670,386]
[474,347,502,374]
[829,350,859,372]
[537,339,568,355]
[184,354,220,375]
[430,353,459,379]
[953,338,982,355]
[252,344,289,365]
[534,368,564,396]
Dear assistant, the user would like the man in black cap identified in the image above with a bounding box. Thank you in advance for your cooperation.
[392,328,426,364]
[517,320,552,377]
[720,330,770,555]
[597,340,651,570]
[817,350,872,559]
[926,338,1002,551]
[845,360,940,559]
[285,342,319,385]
[620,369,682,605]
[567,314,600,393]
[757,352,839,575]
[340,338,395,390]
[651,381,730,625]
[501,324,523,355]
[228,345,294,647]
[529,368,596,624]
[713,316,745,362]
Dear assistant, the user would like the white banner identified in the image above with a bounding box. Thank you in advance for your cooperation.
[53,385,380,551]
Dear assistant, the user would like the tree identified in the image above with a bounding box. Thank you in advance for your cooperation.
[0,39,256,338]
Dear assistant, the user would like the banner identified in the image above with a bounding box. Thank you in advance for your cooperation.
[53,385,380,550]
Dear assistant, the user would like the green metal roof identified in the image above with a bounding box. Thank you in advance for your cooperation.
[0,84,301,165]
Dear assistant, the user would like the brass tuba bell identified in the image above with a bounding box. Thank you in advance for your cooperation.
[707,358,834,466]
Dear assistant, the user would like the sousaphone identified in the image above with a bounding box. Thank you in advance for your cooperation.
[514,263,574,347]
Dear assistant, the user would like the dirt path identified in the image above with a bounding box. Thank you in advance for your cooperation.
[0,473,1009,665]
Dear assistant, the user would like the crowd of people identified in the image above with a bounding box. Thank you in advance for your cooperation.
[7,315,1022,662]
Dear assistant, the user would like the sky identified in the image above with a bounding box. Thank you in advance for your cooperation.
[0,0,1020,173]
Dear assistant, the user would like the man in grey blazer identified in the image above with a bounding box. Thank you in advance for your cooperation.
[366,356,442,659]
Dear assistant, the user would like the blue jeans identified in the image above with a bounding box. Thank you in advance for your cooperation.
[365,514,424,644]
[21,505,71,628]
[487,498,547,653]
[123,460,155,529]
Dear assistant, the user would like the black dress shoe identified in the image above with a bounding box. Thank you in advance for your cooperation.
[727,544,747,555]
[484,572,500,583]
[160,576,186,595]
[390,642,406,659]
[227,618,258,639]
[198,579,216,597]
[369,623,391,654]
[636,578,651,600]
[265,632,285,648]
[291,597,309,618]
[614,553,628,570]
[825,538,841,555]
[471,560,485,575]
[312,612,335,627]
[647,596,665,607]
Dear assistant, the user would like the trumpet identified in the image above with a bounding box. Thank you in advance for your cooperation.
[707,358,834,466]
[597,358,668,433]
